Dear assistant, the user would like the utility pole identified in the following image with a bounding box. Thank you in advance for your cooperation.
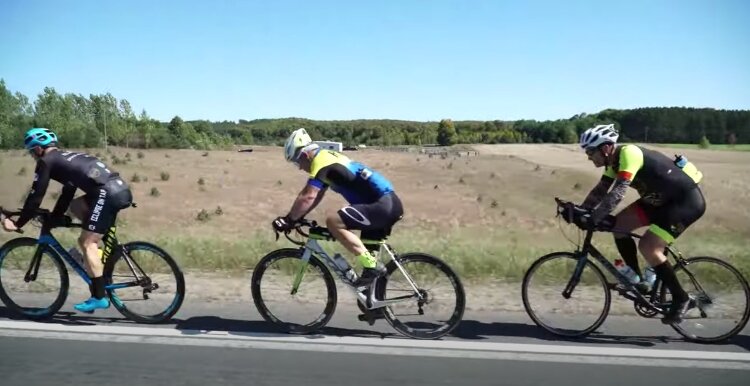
[104,108,108,152]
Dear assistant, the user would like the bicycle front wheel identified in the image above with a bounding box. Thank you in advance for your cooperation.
[0,237,69,320]
[105,241,185,324]
[251,248,337,334]
[377,252,465,340]
[522,252,611,337]
[667,256,750,343]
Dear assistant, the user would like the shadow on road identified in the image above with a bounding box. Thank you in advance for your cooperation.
[2,305,749,351]
[174,315,392,339]
[452,318,750,350]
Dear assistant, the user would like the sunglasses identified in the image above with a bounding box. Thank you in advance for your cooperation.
[585,147,599,156]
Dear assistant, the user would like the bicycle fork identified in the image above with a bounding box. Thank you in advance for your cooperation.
[562,251,588,299]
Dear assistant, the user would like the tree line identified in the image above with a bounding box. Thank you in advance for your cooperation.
[1,79,748,150]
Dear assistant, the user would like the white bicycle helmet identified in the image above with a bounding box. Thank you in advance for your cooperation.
[579,124,619,150]
[284,128,312,162]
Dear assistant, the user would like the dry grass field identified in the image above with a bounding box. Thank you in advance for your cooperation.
[1,144,748,283]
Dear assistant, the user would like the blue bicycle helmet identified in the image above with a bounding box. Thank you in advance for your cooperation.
[24,128,58,150]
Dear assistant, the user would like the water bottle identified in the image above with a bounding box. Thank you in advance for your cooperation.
[68,247,85,267]
[332,253,351,271]
[614,259,640,285]
[643,266,657,287]
[674,154,688,168]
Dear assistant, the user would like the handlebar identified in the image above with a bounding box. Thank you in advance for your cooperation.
[0,206,82,232]
[274,218,333,246]
[554,197,615,232]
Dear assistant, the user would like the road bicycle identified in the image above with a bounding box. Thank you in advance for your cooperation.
[522,198,750,343]
[0,206,185,323]
[251,219,465,339]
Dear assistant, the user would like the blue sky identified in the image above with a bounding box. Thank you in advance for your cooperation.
[1,0,748,122]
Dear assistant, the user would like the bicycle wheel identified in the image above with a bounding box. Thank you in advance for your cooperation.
[376,252,465,340]
[522,252,611,337]
[251,248,337,334]
[0,237,69,320]
[104,241,185,324]
[666,256,750,343]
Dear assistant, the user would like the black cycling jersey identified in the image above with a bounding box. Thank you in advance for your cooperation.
[16,149,119,228]
[603,145,702,206]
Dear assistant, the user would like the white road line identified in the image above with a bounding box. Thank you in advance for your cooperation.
[1,320,748,370]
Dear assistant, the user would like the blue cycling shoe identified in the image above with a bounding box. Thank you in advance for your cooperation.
[74,297,110,313]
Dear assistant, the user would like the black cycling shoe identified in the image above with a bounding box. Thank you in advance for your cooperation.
[354,265,386,288]
[661,296,693,325]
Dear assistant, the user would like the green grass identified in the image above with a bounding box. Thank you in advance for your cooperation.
[655,143,750,151]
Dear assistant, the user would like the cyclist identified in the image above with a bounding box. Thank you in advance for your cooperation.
[1,128,133,313]
[272,128,403,287]
[577,124,705,324]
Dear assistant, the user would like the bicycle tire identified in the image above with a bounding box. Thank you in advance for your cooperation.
[104,241,185,324]
[522,251,611,337]
[0,237,69,320]
[376,252,465,340]
[251,248,337,334]
[666,256,750,343]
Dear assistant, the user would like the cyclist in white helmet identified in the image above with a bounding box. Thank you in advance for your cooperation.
[576,124,705,324]
[273,128,403,287]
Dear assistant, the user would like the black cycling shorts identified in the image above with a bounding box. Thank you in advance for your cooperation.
[84,177,133,234]
[635,187,706,243]
[337,193,404,240]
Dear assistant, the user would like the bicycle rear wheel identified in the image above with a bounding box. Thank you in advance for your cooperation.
[666,256,750,342]
[376,252,465,339]
[522,252,611,337]
[251,248,337,334]
[0,237,69,320]
[105,241,185,324]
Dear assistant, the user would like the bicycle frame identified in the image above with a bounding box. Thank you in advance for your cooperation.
[291,232,424,310]
[30,222,146,293]
[563,228,683,315]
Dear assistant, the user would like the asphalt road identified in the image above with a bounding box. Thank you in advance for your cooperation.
[1,299,748,385]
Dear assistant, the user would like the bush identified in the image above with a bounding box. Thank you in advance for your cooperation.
[196,209,210,222]
[214,206,224,216]
[17,166,26,176]
[131,173,142,183]
[137,151,145,159]
[150,187,160,197]
[198,177,205,186]
[698,135,711,149]
[160,171,170,181]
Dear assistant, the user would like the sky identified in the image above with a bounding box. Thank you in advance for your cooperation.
[1,0,748,122]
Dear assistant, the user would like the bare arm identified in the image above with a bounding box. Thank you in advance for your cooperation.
[287,184,324,221]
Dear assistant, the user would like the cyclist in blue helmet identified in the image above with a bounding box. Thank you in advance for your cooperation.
[2,128,134,314]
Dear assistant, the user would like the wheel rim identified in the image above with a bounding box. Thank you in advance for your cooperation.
[254,254,335,332]
[670,257,750,342]
[523,253,610,336]
[0,243,66,318]
[108,244,182,321]
[381,255,464,339]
